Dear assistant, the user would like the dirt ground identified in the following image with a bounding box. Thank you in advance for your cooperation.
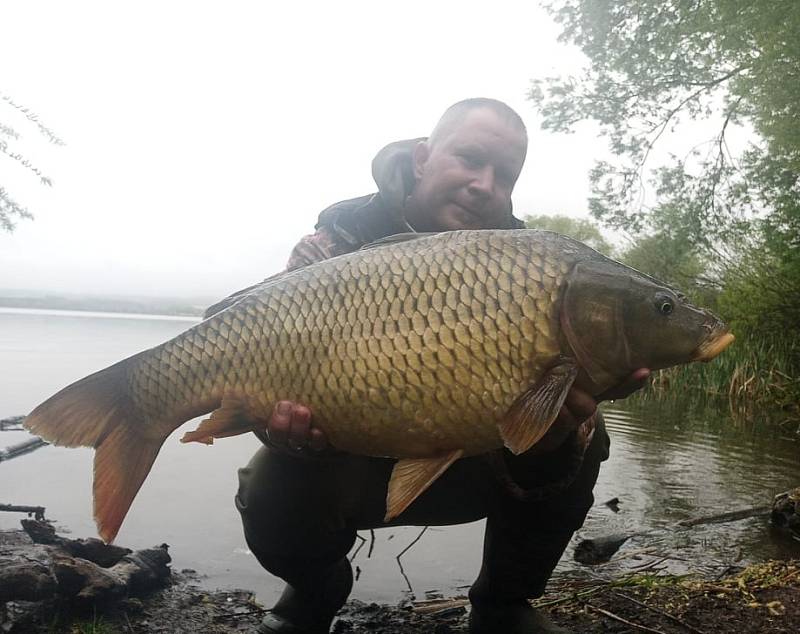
[4,561,798,633]
[2,521,799,633]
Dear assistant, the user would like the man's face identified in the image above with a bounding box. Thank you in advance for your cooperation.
[407,108,527,232]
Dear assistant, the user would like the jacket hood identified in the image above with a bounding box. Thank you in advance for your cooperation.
[370,137,425,209]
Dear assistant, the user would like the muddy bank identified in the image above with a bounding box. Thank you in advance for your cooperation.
[2,522,799,633]
[336,561,800,633]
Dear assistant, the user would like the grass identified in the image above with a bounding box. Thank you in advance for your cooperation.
[634,334,800,426]
[46,610,116,634]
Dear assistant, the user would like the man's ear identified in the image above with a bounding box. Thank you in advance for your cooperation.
[412,141,430,180]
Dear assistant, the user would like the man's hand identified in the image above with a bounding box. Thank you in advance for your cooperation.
[266,401,328,453]
[527,368,651,455]
[596,368,651,402]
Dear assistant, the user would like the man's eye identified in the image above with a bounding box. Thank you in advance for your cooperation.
[459,154,482,168]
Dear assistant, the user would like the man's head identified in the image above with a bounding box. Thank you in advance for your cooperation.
[405,98,528,232]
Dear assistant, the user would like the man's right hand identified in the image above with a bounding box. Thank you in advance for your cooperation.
[266,400,328,453]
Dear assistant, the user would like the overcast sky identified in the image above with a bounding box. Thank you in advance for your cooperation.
[1,1,612,299]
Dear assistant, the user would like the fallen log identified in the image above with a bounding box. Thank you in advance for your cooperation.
[677,505,772,528]
[22,518,132,567]
[0,519,171,608]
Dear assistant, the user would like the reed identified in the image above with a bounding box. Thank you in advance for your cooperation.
[633,335,800,424]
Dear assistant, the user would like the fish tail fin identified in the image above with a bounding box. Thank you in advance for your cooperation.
[93,422,165,543]
[24,353,168,543]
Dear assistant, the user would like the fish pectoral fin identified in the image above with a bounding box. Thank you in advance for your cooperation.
[498,359,579,455]
[180,396,253,445]
[385,450,464,522]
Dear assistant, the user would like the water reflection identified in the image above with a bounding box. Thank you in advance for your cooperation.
[570,398,800,579]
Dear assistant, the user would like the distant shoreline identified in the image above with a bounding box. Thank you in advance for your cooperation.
[0,294,214,318]
[0,306,201,322]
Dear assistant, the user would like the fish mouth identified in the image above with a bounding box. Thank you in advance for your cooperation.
[691,331,735,362]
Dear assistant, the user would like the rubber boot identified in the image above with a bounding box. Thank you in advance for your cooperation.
[467,518,576,634]
[258,558,353,634]
[469,598,572,633]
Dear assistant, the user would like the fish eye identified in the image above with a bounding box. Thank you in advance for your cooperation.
[656,296,674,316]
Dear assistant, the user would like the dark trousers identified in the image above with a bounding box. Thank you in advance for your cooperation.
[235,414,609,602]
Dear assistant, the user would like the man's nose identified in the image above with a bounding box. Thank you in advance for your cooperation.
[467,165,494,198]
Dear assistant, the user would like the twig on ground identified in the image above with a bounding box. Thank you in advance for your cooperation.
[585,602,667,633]
[631,556,671,572]
[612,590,706,634]
[396,526,428,595]
[413,597,470,615]
[214,608,267,620]
[532,585,608,609]
[368,528,376,558]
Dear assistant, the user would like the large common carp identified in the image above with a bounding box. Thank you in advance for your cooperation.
[25,230,734,543]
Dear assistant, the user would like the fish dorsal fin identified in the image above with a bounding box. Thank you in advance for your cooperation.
[360,232,439,251]
[180,396,254,445]
[498,359,579,455]
[385,450,464,521]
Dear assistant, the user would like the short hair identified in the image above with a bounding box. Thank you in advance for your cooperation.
[428,98,528,147]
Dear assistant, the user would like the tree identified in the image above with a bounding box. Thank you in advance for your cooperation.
[522,213,613,255]
[0,91,64,232]
[530,0,799,343]
[529,0,799,236]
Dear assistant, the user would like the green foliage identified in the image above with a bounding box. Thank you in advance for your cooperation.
[531,1,800,240]
[717,233,800,342]
[0,91,64,232]
[618,231,715,304]
[531,0,800,349]
[522,213,613,255]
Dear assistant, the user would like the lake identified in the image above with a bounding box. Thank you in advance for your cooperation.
[1,307,798,607]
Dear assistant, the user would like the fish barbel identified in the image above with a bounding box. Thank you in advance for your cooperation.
[24,230,734,542]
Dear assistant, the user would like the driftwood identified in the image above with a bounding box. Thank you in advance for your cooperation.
[677,505,772,527]
[0,437,48,462]
[575,488,797,566]
[21,518,133,567]
[772,488,800,534]
[0,415,25,431]
[0,504,46,520]
[0,519,171,608]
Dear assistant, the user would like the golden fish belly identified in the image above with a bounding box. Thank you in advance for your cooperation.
[129,231,574,457]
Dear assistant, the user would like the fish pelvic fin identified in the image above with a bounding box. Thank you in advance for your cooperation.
[384,450,463,522]
[180,396,256,444]
[498,359,579,455]
[23,352,168,544]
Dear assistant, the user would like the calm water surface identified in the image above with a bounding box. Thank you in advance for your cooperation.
[1,308,798,605]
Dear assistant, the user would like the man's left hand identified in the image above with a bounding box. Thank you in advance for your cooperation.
[527,368,651,454]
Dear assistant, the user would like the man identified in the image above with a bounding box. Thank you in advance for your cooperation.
[225,98,649,633]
